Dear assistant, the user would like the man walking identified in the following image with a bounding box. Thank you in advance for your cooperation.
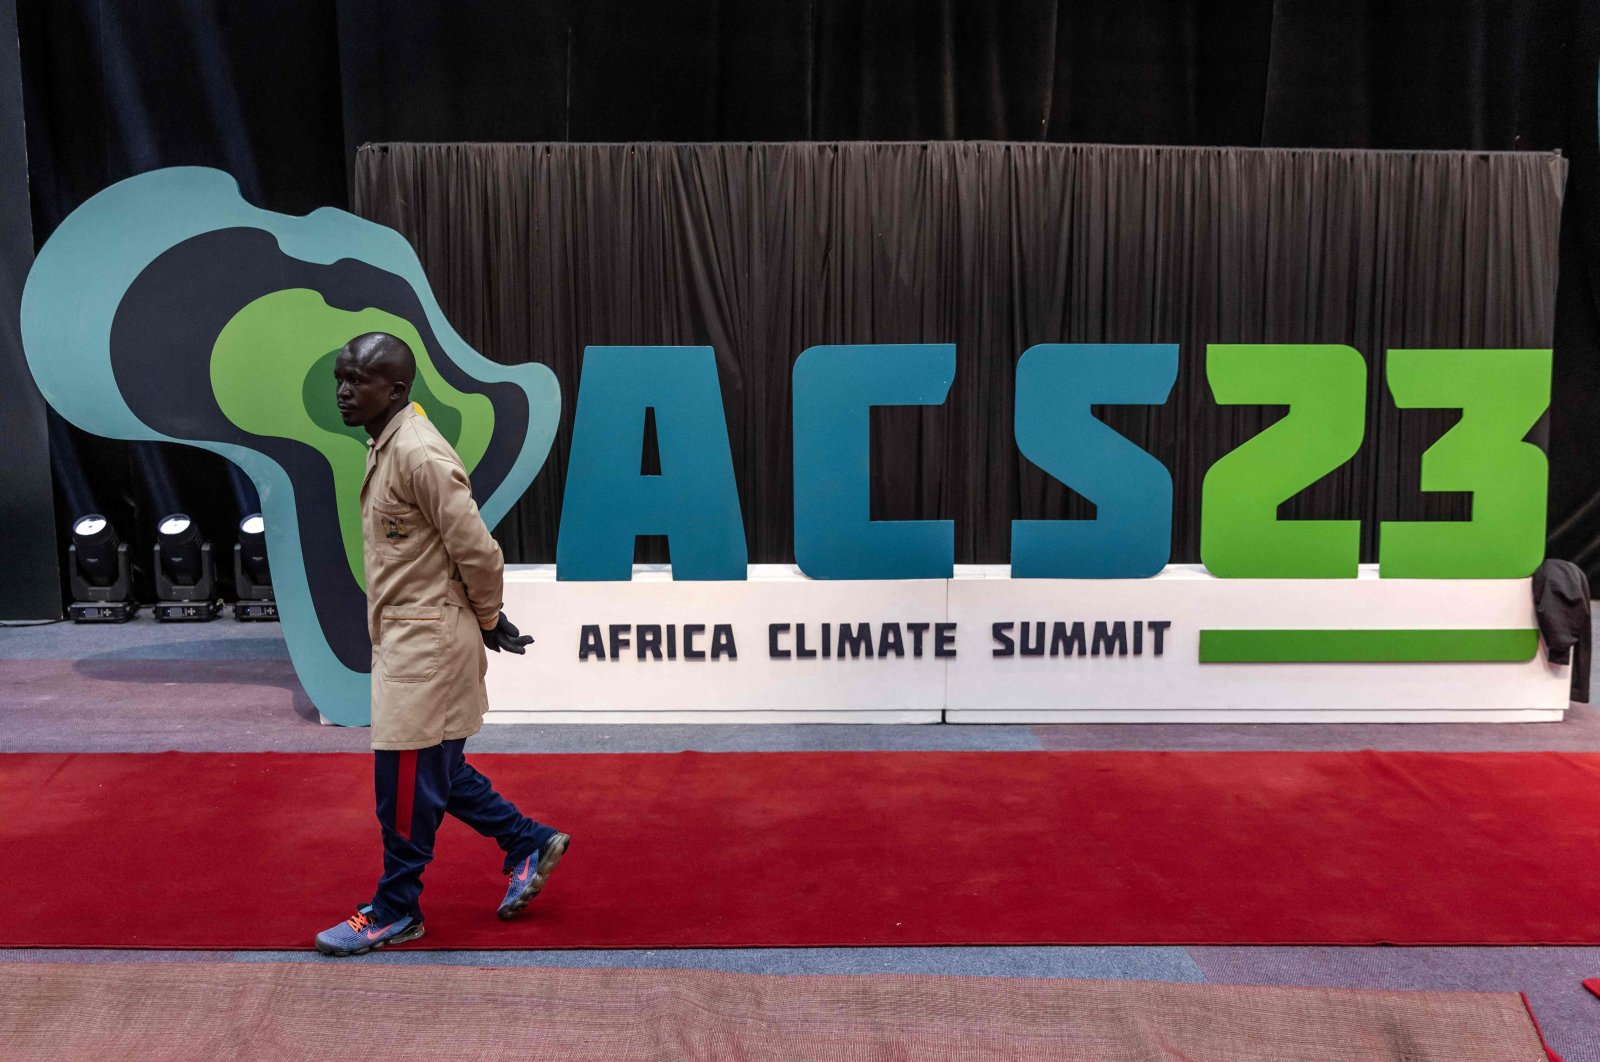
[315,331,569,957]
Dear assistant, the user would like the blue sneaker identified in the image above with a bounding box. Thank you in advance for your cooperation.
[498,832,571,920]
[314,906,424,956]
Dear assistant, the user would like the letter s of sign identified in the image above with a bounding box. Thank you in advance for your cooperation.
[1010,343,1178,578]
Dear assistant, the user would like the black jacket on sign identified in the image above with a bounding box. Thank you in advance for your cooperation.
[1533,559,1592,704]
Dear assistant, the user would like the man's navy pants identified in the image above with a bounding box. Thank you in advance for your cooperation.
[370,738,557,924]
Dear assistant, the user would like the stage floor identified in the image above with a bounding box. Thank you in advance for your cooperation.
[1,614,1597,1059]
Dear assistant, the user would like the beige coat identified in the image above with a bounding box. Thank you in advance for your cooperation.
[361,405,503,750]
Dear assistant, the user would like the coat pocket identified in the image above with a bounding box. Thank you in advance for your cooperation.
[373,504,426,556]
[380,605,445,683]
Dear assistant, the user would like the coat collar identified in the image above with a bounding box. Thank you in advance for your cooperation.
[368,402,416,455]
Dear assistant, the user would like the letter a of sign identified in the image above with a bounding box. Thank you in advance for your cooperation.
[557,346,747,580]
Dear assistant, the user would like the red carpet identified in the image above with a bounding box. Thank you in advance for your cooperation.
[3,750,1599,949]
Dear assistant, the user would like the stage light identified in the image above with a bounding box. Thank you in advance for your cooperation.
[71,515,118,585]
[157,514,201,582]
[232,513,278,621]
[238,514,268,578]
[67,514,136,622]
[154,512,220,622]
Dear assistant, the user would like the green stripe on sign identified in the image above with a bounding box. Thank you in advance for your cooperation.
[1198,629,1540,664]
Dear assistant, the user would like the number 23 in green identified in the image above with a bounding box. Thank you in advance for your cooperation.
[1201,345,1552,579]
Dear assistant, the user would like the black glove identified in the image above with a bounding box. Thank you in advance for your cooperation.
[482,611,534,654]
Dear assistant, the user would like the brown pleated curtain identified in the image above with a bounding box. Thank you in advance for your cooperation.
[353,142,1566,566]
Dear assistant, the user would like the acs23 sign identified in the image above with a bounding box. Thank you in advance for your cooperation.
[555,343,1550,582]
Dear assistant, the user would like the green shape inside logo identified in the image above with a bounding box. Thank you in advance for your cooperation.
[211,288,496,588]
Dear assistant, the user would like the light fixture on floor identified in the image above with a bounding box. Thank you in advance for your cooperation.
[232,513,277,621]
[67,514,136,622]
[154,512,220,621]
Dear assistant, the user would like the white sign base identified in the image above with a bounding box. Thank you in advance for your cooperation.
[485,564,1569,724]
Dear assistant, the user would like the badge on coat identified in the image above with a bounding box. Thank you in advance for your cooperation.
[383,514,410,540]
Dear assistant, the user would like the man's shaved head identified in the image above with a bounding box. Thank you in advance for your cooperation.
[334,332,419,436]
[343,332,417,391]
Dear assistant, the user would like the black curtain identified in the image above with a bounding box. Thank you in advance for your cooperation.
[355,141,1564,565]
[16,0,346,604]
[332,1,1571,150]
[15,0,1600,584]
[0,0,57,619]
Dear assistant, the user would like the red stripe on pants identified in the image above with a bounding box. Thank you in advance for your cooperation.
[394,749,417,840]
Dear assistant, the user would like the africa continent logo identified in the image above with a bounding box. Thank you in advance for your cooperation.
[22,167,561,724]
